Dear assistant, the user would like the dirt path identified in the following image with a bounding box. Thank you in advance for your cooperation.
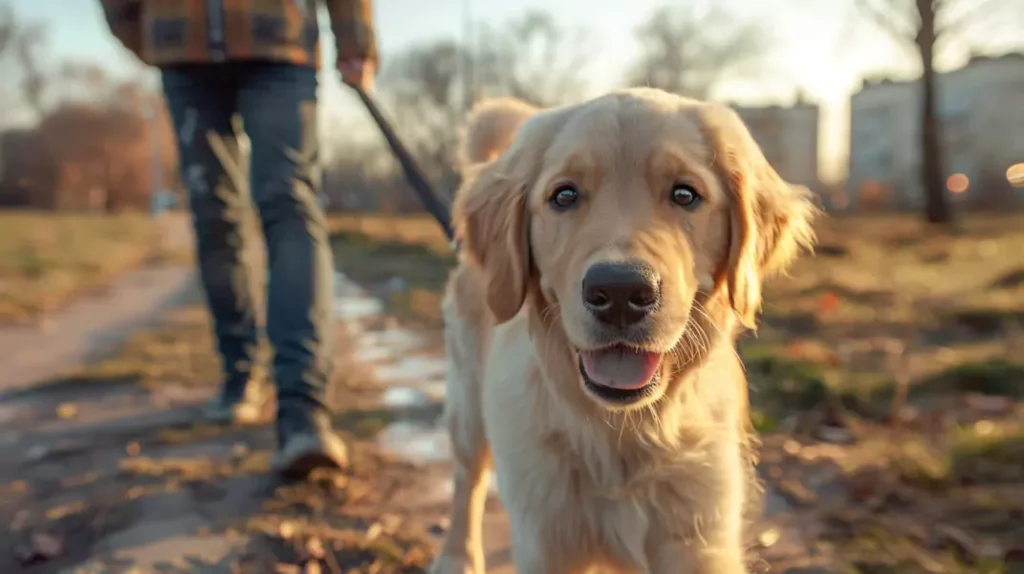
[0,272,438,573]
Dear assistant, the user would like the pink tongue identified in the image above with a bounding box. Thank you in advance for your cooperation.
[580,347,662,390]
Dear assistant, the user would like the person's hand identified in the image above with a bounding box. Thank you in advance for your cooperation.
[338,58,376,91]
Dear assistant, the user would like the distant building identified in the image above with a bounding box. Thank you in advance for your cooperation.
[733,95,821,191]
[848,52,1024,210]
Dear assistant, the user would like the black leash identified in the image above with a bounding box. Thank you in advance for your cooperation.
[350,85,456,244]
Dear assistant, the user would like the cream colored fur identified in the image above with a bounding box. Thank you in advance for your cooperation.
[431,89,817,574]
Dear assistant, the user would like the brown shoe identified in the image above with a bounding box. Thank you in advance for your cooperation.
[204,381,272,425]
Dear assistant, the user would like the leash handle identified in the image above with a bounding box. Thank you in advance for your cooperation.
[350,85,456,243]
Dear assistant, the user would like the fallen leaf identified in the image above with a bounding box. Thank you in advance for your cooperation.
[279,520,296,540]
[56,403,78,420]
[380,513,404,534]
[306,537,325,559]
[45,501,85,521]
[126,442,141,457]
[777,478,817,506]
[817,292,841,315]
[364,521,383,543]
[329,473,348,490]
[757,527,781,548]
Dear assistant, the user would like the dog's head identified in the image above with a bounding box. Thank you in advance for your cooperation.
[455,88,816,411]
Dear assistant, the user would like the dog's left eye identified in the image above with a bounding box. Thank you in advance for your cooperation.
[549,184,580,210]
[670,183,702,209]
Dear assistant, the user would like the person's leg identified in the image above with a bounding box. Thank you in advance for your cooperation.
[162,65,267,422]
[235,61,344,477]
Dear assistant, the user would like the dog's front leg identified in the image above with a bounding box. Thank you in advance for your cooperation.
[650,443,749,573]
[432,453,492,574]
[431,311,492,574]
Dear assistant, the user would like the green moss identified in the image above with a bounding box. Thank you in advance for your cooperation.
[912,360,1024,399]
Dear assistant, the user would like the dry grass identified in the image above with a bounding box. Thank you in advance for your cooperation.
[762,212,1024,328]
[0,210,168,324]
[327,214,451,253]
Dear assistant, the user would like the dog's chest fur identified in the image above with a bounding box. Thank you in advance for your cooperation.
[481,317,742,570]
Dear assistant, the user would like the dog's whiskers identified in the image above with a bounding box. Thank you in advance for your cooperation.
[691,296,742,366]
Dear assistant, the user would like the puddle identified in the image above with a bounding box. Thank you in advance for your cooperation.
[377,421,451,464]
[358,328,424,353]
[381,386,436,408]
[334,295,384,320]
[356,344,395,363]
[375,355,448,385]
[334,272,385,320]
[333,271,453,468]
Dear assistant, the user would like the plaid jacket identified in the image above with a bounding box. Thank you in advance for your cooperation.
[101,0,377,67]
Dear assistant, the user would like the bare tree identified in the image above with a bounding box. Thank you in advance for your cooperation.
[14,22,47,114]
[0,7,49,117]
[627,3,773,100]
[854,0,1023,225]
[0,5,14,57]
[374,9,591,197]
[377,39,464,190]
[473,10,590,107]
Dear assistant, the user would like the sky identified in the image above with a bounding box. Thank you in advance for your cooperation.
[3,0,1017,182]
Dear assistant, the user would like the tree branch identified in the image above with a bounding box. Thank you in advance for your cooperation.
[934,0,1002,40]
[854,0,920,43]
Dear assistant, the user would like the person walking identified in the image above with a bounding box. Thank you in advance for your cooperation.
[100,0,377,479]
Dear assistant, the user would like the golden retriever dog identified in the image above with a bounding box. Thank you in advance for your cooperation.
[431,88,817,574]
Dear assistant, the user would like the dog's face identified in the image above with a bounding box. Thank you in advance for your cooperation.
[456,89,816,411]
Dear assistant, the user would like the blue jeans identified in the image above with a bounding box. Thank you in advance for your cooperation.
[162,62,333,413]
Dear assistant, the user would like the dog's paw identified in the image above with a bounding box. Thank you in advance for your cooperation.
[429,554,477,574]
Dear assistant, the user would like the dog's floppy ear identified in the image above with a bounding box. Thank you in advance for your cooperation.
[453,105,560,323]
[453,157,532,323]
[699,104,818,329]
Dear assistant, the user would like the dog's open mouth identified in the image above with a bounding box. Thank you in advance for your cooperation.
[578,345,663,404]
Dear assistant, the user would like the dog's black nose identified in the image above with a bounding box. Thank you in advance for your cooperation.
[582,261,661,327]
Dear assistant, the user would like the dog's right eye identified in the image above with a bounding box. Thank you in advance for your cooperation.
[549,184,580,210]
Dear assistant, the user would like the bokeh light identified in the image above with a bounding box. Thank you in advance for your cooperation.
[1008,163,1024,188]
[946,173,969,194]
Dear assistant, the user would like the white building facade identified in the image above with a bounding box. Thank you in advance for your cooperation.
[733,98,821,191]
[848,52,1024,210]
